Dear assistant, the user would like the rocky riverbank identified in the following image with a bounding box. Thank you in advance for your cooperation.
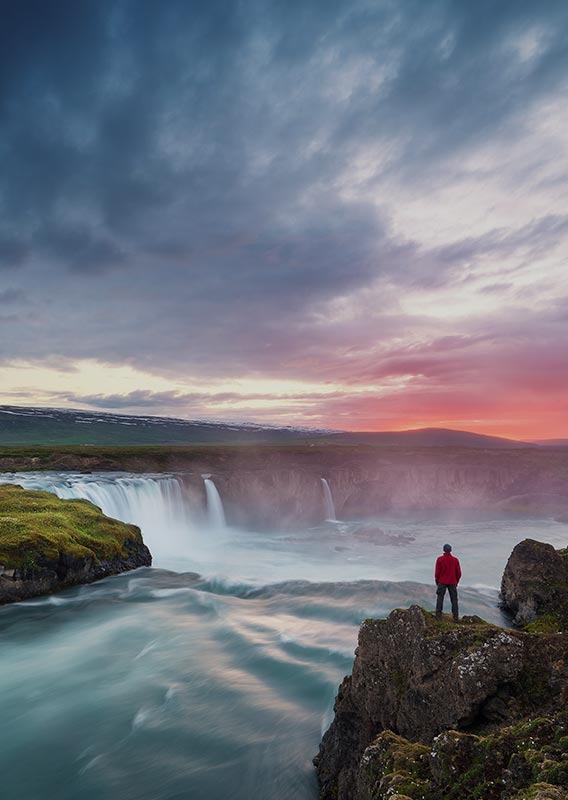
[315,541,568,799]
[0,485,151,604]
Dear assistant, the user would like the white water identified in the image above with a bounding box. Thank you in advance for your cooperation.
[320,478,337,522]
[204,477,226,529]
[1,472,196,567]
[1,470,568,800]
[2,471,567,590]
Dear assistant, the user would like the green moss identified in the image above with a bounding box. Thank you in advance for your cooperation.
[516,663,552,708]
[366,714,568,800]
[456,763,486,799]
[538,760,568,786]
[361,732,434,800]
[518,719,555,736]
[429,614,460,631]
[423,608,494,632]
[0,485,142,569]
[512,783,568,800]
[368,730,429,764]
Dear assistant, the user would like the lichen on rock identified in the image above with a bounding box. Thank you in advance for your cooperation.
[349,713,568,800]
[315,598,568,800]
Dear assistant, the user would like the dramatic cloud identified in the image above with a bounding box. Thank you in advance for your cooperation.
[0,0,567,437]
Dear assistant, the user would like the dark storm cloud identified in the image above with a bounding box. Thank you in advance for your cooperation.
[62,389,241,409]
[365,0,568,173]
[38,226,126,274]
[1,0,567,382]
[53,388,346,414]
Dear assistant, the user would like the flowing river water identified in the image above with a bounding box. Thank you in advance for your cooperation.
[1,472,567,800]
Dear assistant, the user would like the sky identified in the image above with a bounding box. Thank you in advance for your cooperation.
[1,0,568,439]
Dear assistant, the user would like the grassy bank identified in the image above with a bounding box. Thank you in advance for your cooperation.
[0,485,143,569]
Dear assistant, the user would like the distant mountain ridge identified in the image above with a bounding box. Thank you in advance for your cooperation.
[0,405,335,446]
[0,405,539,448]
[530,438,568,448]
[320,427,535,449]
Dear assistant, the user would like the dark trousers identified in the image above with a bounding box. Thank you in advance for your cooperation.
[436,583,459,620]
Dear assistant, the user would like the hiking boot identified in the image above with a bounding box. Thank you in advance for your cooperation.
[435,613,442,620]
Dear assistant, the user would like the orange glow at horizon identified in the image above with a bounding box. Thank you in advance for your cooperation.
[1,359,567,443]
[335,419,564,442]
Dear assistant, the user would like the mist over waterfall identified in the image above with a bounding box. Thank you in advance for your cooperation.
[204,477,226,528]
[54,476,186,527]
[3,469,566,588]
[321,478,337,522]
[2,469,568,800]
[0,473,196,565]
[0,471,235,573]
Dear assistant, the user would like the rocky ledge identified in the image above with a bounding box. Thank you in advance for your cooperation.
[315,542,568,799]
[0,485,151,604]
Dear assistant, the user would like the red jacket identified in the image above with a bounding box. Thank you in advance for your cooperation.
[435,552,461,585]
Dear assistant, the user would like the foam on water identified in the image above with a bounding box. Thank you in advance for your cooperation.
[1,471,567,799]
[2,471,567,587]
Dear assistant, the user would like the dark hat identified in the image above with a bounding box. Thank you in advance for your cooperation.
[443,543,452,553]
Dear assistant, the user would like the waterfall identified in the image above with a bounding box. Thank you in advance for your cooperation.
[0,472,194,565]
[321,478,337,522]
[204,478,226,529]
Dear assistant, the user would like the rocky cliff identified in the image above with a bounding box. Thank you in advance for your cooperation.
[0,485,151,604]
[501,539,568,631]
[315,604,568,799]
[2,444,568,528]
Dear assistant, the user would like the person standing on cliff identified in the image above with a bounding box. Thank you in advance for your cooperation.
[435,543,462,622]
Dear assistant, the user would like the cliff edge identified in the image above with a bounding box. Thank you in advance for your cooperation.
[0,485,151,604]
[315,542,568,799]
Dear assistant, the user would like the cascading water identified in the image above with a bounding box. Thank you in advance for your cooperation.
[204,477,226,528]
[1,468,567,800]
[321,478,337,522]
[0,472,195,566]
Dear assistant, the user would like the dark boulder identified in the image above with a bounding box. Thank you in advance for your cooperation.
[0,537,152,604]
[500,538,568,629]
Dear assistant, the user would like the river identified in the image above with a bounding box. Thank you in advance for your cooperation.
[1,472,566,800]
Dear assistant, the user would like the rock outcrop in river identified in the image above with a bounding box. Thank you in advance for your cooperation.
[501,538,568,631]
[0,485,151,604]
[315,543,568,799]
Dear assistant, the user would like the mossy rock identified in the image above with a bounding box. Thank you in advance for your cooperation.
[0,485,151,602]
[358,731,433,800]
[511,783,568,800]
[355,714,568,800]
[422,608,498,637]
[524,615,563,634]
[0,484,143,567]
